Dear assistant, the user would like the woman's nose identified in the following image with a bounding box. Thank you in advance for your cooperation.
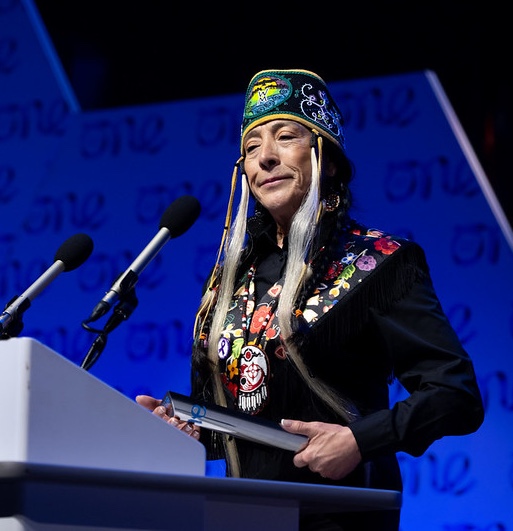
[258,138,279,167]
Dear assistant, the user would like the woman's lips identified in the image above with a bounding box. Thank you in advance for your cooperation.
[261,176,287,186]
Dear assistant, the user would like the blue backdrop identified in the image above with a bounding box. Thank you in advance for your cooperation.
[1,1,512,529]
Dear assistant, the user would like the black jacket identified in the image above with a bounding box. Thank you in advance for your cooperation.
[193,220,484,530]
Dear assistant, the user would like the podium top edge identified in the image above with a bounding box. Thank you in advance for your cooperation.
[0,461,402,512]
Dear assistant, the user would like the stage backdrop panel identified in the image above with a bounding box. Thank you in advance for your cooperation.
[1,1,512,529]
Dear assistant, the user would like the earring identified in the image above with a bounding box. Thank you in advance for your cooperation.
[324,194,340,212]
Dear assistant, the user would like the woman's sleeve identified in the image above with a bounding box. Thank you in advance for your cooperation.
[348,275,485,460]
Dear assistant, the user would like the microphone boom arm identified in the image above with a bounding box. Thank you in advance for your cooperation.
[0,260,65,338]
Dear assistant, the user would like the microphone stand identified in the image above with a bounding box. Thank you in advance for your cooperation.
[80,287,138,371]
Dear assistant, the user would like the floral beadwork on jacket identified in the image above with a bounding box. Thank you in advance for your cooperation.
[302,227,401,324]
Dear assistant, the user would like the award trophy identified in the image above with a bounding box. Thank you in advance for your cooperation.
[162,391,308,452]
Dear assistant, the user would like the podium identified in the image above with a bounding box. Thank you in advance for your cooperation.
[0,338,401,530]
[0,337,206,476]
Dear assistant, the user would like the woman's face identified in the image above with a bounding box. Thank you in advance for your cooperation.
[243,120,312,232]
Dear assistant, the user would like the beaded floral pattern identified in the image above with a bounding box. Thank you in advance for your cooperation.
[302,228,401,324]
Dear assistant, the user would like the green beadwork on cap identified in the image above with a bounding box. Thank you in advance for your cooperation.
[240,69,345,154]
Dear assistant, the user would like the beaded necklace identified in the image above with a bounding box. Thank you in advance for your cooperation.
[221,263,283,414]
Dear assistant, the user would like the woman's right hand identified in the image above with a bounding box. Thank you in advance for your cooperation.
[136,394,201,440]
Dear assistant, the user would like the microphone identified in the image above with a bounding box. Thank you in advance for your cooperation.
[0,233,94,337]
[85,195,201,323]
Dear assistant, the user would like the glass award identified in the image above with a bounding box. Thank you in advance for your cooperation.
[162,391,308,452]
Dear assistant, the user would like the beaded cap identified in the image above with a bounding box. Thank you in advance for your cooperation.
[240,69,345,154]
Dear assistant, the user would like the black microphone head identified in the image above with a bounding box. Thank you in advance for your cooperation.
[54,233,94,271]
[160,195,201,238]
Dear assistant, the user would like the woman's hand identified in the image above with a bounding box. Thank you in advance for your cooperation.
[136,394,200,440]
[280,419,361,480]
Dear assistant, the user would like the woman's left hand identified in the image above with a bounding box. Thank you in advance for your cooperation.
[280,419,361,480]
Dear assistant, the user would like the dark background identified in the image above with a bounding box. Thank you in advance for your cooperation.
[33,0,512,227]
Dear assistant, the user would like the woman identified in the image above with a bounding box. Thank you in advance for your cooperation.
[137,69,484,530]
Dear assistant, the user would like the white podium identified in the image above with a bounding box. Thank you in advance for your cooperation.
[0,338,401,530]
[0,337,206,476]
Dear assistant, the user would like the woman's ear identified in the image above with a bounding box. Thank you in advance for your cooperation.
[325,160,337,178]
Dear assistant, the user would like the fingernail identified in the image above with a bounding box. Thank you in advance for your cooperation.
[281,419,292,427]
